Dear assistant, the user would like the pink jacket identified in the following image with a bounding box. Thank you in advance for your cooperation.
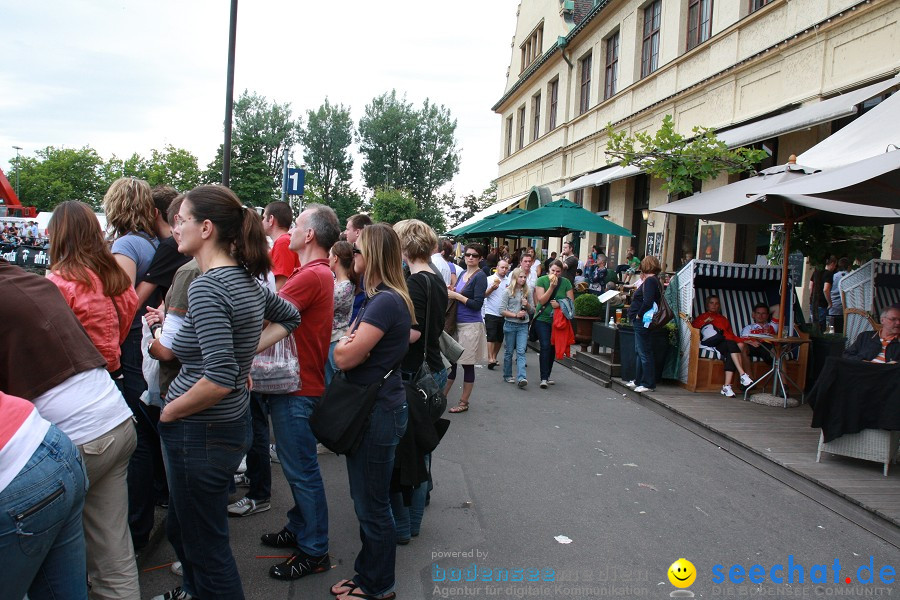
[47,270,139,372]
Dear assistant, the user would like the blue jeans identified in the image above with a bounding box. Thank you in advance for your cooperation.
[160,414,251,599]
[324,340,339,387]
[346,402,408,597]
[534,319,554,381]
[246,392,271,502]
[268,394,329,556]
[633,320,656,389]
[0,425,88,600]
[503,321,529,381]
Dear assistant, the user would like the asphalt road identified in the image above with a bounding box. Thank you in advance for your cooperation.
[139,359,898,599]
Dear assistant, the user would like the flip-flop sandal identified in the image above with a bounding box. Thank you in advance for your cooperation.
[338,588,396,600]
[448,403,469,413]
[331,579,356,595]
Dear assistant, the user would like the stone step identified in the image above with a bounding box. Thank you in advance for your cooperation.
[573,351,620,377]
[560,356,612,385]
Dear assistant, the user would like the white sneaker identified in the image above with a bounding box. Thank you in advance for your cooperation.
[227,496,271,517]
[625,380,637,388]
[236,455,247,473]
[233,473,250,487]
[740,373,753,387]
[151,588,193,600]
[170,561,183,576]
[316,443,333,455]
[721,385,735,397]
[269,443,280,464]
[540,380,548,389]
[634,385,653,393]
[547,380,555,385]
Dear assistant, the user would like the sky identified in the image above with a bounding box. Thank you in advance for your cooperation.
[0,0,521,202]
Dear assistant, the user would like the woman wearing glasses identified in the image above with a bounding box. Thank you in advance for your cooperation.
[152,186,300,600]
[332,224,415,600]
[445,243,488,413]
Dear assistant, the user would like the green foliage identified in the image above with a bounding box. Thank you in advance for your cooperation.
[299,98,355,204]
[143,145,202,190]
[13,146,106,211]
[606,115,768,196]
[358,90,460,230]
[371,188,418,225]
[574,292,602,317]
[791,222,884,267]
[449,181,497,230]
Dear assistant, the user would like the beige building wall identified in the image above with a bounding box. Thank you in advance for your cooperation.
[494,0,900,268]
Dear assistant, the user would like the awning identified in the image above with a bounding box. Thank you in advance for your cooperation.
[554,164,641,195]
[797,91,900,169]
[444,194,525,235]
[553,75,900,196]
[717,74,900,149]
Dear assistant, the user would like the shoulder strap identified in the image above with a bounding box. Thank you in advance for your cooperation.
[421,273,432,362]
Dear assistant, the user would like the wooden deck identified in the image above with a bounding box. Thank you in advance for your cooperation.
[604,377,900,547]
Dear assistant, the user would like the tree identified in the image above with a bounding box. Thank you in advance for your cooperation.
[449,182,497,229]
[299,98,355,205]
[12,146,106,211]
[357,90,460,230]
[205,90,301,206]
[143,145,202,191]
[605,115,767,196]
[370,188,417,225]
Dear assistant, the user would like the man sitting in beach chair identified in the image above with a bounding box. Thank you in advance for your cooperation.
[739,302,777,368]
[843,305,900,364]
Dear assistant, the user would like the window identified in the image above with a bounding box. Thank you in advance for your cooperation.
[548,79,559,130]
[532,93,541,142]
[574,189,584,206]
[597,183,610,213]
[604,33,619,100]
[686,0,712,51]
[641,0,662,78]
[520,23,544,73]
[505,116,513,157]
[749,0,773,13]
[579,53,592,115]
[517,105,526,150]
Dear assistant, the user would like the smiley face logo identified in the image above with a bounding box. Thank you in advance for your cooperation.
[668,558,696,588]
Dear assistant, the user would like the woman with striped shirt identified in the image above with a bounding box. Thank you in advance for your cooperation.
[152,186,300,600]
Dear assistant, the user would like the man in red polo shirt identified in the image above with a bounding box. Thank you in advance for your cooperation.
[260,203,339,582]
[263,201,299,291]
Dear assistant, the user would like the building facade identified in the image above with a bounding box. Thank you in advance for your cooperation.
[492,0,900,276]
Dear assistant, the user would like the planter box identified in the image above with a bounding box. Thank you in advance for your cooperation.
[573,316,602,352]
[592,323,621,363]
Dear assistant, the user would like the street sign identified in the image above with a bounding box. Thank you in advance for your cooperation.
[285,168,305,196]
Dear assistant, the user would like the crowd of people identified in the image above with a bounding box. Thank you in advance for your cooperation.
[1,220,47,247]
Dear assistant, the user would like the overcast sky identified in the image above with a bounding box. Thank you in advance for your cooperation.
[0,0,520,202]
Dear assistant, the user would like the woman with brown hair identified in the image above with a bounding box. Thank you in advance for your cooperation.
[151,185,300,600]
[331,223,415,600]
[626,255,663,392]
[47,201,139,376]
[326,240,357,385]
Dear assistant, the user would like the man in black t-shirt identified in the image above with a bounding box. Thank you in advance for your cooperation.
[561,241,578,287]
[809,256,836,330]
[138,186,191,307]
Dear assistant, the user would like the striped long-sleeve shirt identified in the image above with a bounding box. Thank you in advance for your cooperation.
[168,266,300,422]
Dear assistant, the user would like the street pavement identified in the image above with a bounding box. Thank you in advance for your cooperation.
[139,358,898,599]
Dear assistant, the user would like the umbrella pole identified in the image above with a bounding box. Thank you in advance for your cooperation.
[777,219,793,338]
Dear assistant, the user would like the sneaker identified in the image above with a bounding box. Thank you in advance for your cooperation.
[228,497,271,517]
[634,385,654,393]
[721,385,735,397]
[236,455,247,473]
[504,377,515,383]
[261,527,297,548]
[517,379,528,389]
[625,380,637,388]
[233,473,250,487]
[270,443,280,464]
[151,587,192,600]
[740,373,753,387]
[316,443,333,455]
[170,561,183,576]
[547,380,555,385]
[540,380,548,389]
[269,550,331,581]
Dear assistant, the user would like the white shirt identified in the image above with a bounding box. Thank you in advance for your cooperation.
[482,273,511,317]
[431,253,451,285]
[523,269,537,308]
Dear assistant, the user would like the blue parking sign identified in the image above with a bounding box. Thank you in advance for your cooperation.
[286,168,305,196]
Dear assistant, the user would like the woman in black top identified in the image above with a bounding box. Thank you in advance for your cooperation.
[626,255,662,392]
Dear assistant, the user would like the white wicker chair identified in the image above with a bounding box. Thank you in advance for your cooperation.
[816,430,900,476]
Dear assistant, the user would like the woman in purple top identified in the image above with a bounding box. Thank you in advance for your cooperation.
[445,243,488,413]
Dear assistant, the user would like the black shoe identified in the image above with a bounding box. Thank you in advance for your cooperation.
[260,527,297,548]
[269,551,330,580]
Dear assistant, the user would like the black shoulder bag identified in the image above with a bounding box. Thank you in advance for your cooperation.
[310,300,399,455]
[408,273,448,421]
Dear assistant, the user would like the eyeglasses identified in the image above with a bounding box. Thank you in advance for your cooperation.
[464,253,480,258]
[174,216,197,226]
[352,246,362,255]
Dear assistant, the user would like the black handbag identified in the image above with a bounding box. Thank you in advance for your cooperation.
[647,276,674,331]
[410,273,447,421]
[310,300,398,455]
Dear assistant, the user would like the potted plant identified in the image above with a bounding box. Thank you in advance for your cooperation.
[573,293,603,351]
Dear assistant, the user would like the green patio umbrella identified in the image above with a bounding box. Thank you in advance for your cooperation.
[485,199,633,237]
[445,216,489,237]
[461,209,529,237]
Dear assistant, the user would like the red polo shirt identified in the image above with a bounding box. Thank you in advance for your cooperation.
[278,258,334,397]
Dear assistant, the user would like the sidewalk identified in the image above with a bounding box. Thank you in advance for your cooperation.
[576,367,900,548]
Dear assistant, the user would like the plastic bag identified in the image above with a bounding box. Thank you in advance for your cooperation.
[140,320,162,407]
[250,335,300,394]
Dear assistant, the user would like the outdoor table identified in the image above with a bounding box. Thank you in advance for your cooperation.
[742,336,811,407]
